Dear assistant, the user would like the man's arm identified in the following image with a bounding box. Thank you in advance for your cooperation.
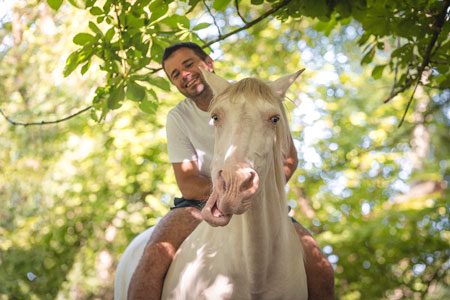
[172,160,212,201]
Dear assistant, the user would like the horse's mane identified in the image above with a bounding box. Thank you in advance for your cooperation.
[209,77,292,160]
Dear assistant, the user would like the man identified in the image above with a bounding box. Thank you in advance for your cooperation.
[128,42,334,299]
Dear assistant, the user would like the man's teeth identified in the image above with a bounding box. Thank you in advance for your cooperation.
[186,79,196,88]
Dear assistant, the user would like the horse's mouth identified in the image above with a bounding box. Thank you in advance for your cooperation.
[201,190,232,227]
[211,196,226,217]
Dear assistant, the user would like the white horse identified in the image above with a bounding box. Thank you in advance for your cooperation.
[115,68,307,300]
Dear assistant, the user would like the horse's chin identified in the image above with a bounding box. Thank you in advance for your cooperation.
[201,190,233,227]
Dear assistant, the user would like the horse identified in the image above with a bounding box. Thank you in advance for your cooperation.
[114,68,307,300]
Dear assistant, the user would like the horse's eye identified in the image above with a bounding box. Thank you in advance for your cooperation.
[270,116,280,124]
[212,114,219,122]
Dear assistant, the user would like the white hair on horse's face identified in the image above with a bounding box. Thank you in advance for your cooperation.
[208,77,292,157]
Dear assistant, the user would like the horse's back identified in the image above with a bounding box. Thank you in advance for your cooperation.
[114,226,155,300]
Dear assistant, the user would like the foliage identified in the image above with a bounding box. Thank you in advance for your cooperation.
[47,0,450,124]
[0,0,449,299]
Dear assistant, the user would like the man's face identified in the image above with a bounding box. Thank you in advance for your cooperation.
[163,48,214,100]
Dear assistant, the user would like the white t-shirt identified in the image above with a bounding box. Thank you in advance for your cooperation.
[166,98,215,178]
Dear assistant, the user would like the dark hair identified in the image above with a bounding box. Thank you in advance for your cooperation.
[162,42,209,69]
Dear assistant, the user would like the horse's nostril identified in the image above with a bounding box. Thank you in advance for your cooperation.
[240,171,257,192]
[218,170,226,192]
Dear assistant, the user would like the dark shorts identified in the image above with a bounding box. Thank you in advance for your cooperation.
[171,197,207,210]
[171,197,299,224]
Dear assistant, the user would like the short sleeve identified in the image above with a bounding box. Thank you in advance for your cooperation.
[166,111,198,163]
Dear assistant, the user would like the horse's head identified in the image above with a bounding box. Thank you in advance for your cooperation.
[200,68,304,226]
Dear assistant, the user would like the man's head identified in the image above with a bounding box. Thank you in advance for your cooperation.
[162,42,214,101]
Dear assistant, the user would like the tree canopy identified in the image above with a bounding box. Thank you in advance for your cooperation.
[0,0,449,299]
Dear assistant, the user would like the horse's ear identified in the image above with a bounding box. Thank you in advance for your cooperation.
[269,69,305,99]
[200,67,231,96]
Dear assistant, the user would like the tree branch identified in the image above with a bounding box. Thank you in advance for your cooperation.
[2,0,293,126]
[383,79,414,103]
[235,0,249,24]
[384,0,449,105]
[390,37,401,97]
[398,78,421,127]
[0,106,93,126]
[202,0,292,49]
[113,0,127,75]
[203,0,223,38]
[148,0,292,75]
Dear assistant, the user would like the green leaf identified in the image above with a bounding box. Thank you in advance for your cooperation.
[193,23,211,31]
[147,88,158,102]
[64,51,80,77]
[361,45,375,65]
[80,60,91,75]
[47,0,63,10]
[147,76,171,91]
[251,0,263,5]
[150,42,164,63]
[104,137,114,148]
[107,85,125,109]
[89,21,103,36]
[103,0,112,14]
[67,0,83,8]
[161,15,190,29]
[90,109,98,122]
[126,81,146,101]
[73,33,95,45]
[139,98,158,114]
[187,0,201,13]
[358,32,371,46]
[439,77,450,89]
[104,27,115,43]
[213,0,231,11]
[303,0,329,18]
[372,64,386,80]
[90,7,103,16]
[149,0,169,23]
[85,0,96,7]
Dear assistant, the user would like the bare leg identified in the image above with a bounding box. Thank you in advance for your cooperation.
[127,207,202,300]
[293,222,335,300]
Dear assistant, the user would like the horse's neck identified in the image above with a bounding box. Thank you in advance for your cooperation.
[232,153,297,282]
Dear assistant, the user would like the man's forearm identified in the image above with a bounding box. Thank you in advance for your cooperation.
[178,175,212,201]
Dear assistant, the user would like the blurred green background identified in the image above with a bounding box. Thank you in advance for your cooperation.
[0,0,449,299]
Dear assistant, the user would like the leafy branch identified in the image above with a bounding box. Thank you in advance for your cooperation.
[0,0,291,126]
[113,0,127,75]
[383,0,450,127]
[148,0,293,74]
[202,0,292,49]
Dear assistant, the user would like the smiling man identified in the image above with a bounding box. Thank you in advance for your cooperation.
[127,42,334,300]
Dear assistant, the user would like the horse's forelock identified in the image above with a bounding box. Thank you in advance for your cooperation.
[209,78,277,110]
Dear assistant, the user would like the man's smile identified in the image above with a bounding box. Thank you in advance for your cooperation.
[185,76,200,88]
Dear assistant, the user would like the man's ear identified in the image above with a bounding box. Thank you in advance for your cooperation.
[204,56,214,73]
[200,67,231,96]
[268,69,305,99]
